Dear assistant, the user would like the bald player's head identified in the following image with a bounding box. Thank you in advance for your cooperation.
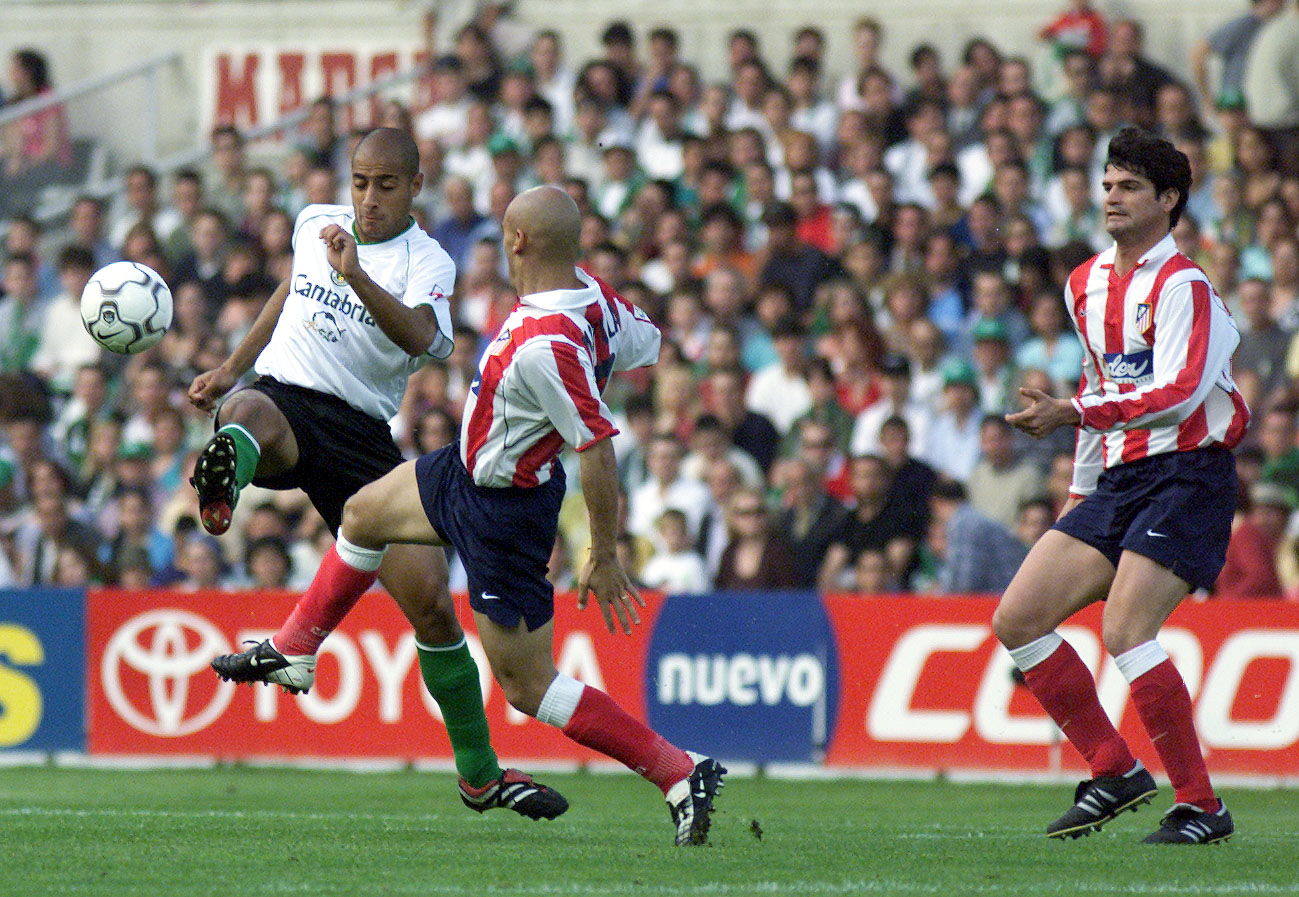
[352,127,421,179]
[502,185,583,266]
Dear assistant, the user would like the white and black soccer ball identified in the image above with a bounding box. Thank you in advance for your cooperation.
[80,261,173,354]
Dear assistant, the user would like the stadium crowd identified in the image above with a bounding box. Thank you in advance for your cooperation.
[2,1,1299,598]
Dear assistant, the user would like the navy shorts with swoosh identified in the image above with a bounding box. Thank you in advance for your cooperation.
[415,441,566,631]
[1053,446,1237,591]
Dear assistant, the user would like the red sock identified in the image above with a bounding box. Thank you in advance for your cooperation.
[1129,659,1219,811]
[273,545,379,655]
[562,686,694,794]
[1023,640,1136,778]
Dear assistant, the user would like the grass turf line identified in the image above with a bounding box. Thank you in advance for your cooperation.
[2,767,1298,896]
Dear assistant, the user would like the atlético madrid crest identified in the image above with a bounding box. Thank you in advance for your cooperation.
[1135,301,1151,331]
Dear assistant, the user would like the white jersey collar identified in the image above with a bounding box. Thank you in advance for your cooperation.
[519,267,601,312]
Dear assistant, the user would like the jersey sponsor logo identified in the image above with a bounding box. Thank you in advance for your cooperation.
[429,284,446,300]
[1102,349,1153,384]
[293,273,375,327]
[305,310,345,343]
[329,267,348,287]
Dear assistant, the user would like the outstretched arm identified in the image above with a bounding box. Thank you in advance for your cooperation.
[576,437,644,635]
[188,276,290,411]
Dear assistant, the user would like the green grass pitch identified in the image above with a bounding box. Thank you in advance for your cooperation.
[2,766,1297,895]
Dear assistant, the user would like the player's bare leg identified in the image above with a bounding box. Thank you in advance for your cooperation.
[1105,551,1232,843]
[474,610,726,845]
[994,531,1155,838]
[192,389,299,534]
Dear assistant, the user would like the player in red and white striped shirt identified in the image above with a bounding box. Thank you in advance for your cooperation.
[994,128,1245,844]
[277,186,725,846]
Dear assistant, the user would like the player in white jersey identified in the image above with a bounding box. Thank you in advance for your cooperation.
[271,186,726,846]
[994,128,1245,844]
[190,129,567,821]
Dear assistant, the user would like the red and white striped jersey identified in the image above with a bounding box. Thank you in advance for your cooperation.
[1066,233,1250,495]
[460,268,661,487]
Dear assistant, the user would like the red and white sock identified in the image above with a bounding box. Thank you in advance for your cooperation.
[1010,632,1136,778]
[537,674,694,794]
[273,534,385,656]
[1115,641,1220,812]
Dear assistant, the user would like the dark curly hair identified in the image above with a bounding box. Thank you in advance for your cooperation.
[1104,126,1192,228]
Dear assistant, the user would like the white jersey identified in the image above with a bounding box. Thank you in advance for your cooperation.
[1065,233,1250,495]
[461,268,661,487]
[255,204,455,421]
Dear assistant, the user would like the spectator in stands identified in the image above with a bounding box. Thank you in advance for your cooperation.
[172,209,229,301]
[0,253,49,373]
[759,201,839,313]
[1234,278,1290,408]
[851,353,934,457]
[160,168,206,262]
[714,488,799,590]
[745,316,812,435]
[928,479,1028,594]
[878,415,939,513]
[1015,293,1086,398]
[628,432,710,542]
[1039,0,1109,59]
[1218,480,1293,597]
[922,359,984,482]
[68,195,116,270]
[967,415,1047,530]
[1243,0,1299,177]
[970,319,1020,415]
[640,508,710,594]
[13,475,101,586]
[104,485,172,581]
[4,214,59,297]
[771,457,849,589]
[203,125,248,223]
[29,246,99,394]
[1016,496,1055,548]
[683,413,763,488]
[244,535,294,590]
[0,48,71,215]
[175,533,227,591]
[704,366,780,473]
[819,454,923,590]
[108,166,174,252]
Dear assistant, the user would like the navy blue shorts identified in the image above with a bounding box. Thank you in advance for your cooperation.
[415,441,566,631]
[1053,446,1237,591]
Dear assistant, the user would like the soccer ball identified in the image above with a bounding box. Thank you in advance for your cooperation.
[81,261,173,354]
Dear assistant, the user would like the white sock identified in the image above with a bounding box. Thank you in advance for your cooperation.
[536,674,585,728]
[1113,640,1168,683]
[336,532,386,571]
[1007,632,1064,672]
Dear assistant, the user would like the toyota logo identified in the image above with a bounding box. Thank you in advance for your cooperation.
[101,610,235,737]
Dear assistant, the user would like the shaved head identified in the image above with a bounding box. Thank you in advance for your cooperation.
[503,185,583,265]
[353,127,420,179]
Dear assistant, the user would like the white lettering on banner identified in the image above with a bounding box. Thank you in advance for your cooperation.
[656,653,825,708]
[360,632,417,724]
[1196,631,1299,750]
[868,625,986,742]
[298,635,363,724]
[506,631,607,724]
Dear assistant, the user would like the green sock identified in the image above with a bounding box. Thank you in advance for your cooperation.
[417,639,503,788]
[218,423,261,491]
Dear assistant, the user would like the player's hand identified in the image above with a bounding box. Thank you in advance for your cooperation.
[577,553,645,635]
[1005,387,1081,438]
[320,224,360,280]
[187,365,237,413]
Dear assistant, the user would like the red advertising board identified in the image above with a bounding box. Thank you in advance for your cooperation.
[86,588,1299,779]
[823,596,1299,778]
[87,588,662,761]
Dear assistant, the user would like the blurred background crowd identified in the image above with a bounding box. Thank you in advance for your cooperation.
[2,0,1299,599]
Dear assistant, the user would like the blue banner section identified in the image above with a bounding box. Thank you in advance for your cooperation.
[0,589,86,751]
[645,591,839,763]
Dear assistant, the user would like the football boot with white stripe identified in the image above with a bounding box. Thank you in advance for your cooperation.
[458,769,569,820]
[1046,762,1158,839]
[191,431,239,535]
[666,752,727,846]
[211,639,316,695]
[1141,802,1233,844]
